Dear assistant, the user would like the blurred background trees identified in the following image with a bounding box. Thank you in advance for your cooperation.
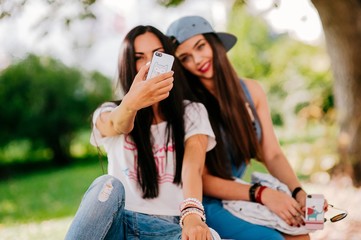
[0,54,112,167]
[0,0,360,186]
[164,0,361,186]
[1,1,361,238]
[311,0,361,186]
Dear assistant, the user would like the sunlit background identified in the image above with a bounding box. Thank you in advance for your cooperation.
[1,0,360,239]
[0,0,323,77]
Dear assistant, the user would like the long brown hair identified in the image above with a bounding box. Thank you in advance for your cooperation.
[179,33,263,179]
[115,25,192,198]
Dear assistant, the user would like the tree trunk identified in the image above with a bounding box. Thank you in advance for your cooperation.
[311,0,361,186]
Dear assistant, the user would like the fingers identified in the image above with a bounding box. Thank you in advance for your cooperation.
[276,200,305,227]
[182,224,213,240]
[283,196,305,226]
[181,233,187,240]
[130,71,173,108]
[206,230,213,240]
[280,210,301,227]
[291,210,305,226]
[147,73,174,103]
[155,76,174,93]
[324,199,329,211]
[135,63,151,82]
[148,71,174,83]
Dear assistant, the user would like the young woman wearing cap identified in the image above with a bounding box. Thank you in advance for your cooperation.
[65,25,221,240]
[167,15,313,240]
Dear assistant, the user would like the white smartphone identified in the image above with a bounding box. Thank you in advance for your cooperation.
[146,51,174,80]
[305,194,325,230]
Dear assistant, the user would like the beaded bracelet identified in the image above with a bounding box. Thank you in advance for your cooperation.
[180,198,204,212]
[255,185,267,205]
[181,207,204,216]
[179,208,206,228]
[181,205,205,215]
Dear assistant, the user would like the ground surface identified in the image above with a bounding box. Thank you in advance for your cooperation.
[0,177,360,240]
[307,176,361,240]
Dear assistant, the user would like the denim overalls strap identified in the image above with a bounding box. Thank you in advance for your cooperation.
[230,79,262,178]
[239,79,262,142]
[203,81,283,240]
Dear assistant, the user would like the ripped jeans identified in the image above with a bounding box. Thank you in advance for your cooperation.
[65,175,220,240]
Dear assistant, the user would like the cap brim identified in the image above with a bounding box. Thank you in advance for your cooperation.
[217,32,237,51]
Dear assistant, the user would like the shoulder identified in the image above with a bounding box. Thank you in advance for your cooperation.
[93,102,117,121]
[95,102,118,113]
[183,100,207,113]
[183,100,209,123]
[241,78,267,107]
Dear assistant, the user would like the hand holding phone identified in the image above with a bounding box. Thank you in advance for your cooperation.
[146,51,174,80]
[305,194,325,230]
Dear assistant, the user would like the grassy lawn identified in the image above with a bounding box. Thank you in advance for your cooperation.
[0,159,105,225]
[1,153,359,240]
[0,150,308,240]
[0,156,268,225]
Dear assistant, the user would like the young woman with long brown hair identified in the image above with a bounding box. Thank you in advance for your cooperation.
[65,25,220,240]
[167,15,316,240]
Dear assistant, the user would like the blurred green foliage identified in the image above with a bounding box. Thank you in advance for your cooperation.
[228,6,334,128]
[0,54,112,165]
[0,1,342,234]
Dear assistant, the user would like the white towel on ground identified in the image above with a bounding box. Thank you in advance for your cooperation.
[222,172,314,235]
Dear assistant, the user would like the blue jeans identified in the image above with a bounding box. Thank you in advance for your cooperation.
[66,175,220,240]
[203,196,285,240]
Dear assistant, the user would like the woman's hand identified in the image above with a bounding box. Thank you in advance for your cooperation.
[262,188,305,227]
[294,189,329,214]
[294,188,307,210]
[182,214,212,240]
[123,63,174,111]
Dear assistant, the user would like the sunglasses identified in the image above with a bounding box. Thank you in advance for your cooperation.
[324,204,348,223]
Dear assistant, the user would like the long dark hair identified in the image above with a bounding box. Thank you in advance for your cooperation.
[116,25,190,198]
[177,33,263,179]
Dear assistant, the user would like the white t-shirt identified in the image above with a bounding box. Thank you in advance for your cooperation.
[90,101,216,216]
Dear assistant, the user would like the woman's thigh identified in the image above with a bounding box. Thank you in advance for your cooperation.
[204,197,284,240]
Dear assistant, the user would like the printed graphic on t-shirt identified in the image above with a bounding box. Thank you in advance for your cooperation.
[123,134,175,184]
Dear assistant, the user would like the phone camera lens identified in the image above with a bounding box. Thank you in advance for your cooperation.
[156,52,162,57]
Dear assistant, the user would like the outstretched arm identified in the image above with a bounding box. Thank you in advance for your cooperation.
[96,64,174,137]
[181,134,212,240]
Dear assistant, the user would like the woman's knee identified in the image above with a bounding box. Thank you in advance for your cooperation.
[82,174,125,205]
[94,175,124,201]
[66,175,126,240]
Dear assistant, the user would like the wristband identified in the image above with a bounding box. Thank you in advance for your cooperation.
[292,187,303,199]
[249,183,261,202]
[255,186,267,205]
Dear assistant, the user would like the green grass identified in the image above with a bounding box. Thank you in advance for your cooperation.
[242,159,268,182]
[0,160,105,225]
[0,157,305,226]
[0,122,334,226]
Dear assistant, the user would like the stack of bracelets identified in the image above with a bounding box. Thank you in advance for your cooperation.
[249,183,268,205]
[249,184,304,204]
[179,198,206,228]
